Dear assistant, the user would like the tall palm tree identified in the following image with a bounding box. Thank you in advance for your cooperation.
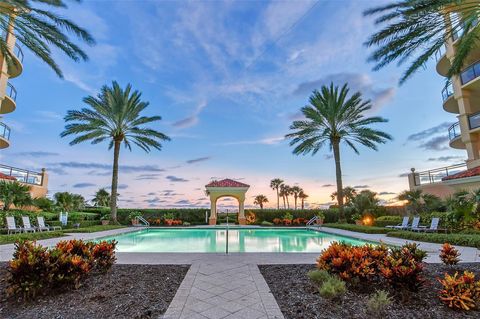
[286,83,392,221]
[0,0,94,77]
[0,180,31,210]
[282,184,292,209]
[61,81,170,222]
[253,194,268,209]
[290,186,302,210]
[270,178,284,209]
[398,189,423,214]
[364,0,480,83]
[92,188,110,207]
[331,186,357,205]
[299,191,308,209]
[279,184,288,209]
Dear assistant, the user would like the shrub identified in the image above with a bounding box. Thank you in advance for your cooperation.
[261,221,273,226]
[7,241,51,299]
[366,290,392,317]
[374,215,402,227]
[387,231,480,249]
[324,223,389,234]
[308,269,331,284]
[316,242,388,281]
[92,240,117,272]
[183,222,191,226]
[379,243,426,291]
[440,243,461,266]
[49,247,91,289]
[273,218,282,225]
[318,276,346,299]
[438,271,480,311]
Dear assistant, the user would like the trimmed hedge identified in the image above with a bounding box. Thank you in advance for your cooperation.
[0,231,65,245]
[387,231,480,249]
[323,223,390,234]
[374,215,403,227]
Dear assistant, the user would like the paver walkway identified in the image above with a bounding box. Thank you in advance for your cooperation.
[162,261,284,319]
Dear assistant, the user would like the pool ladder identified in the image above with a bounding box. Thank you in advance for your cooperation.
[306,216,321,230]
[135,216,150,228]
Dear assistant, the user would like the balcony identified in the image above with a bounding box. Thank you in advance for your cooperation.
[448,122,464,149]
[0,164,44,186]
[435,45,450,77]
[0,82,16,114]
[0,121,10,149]
[8,42,24,78]
[413,163,466,186]
[441,80,459,113]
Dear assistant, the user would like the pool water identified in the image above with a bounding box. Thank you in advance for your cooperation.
[97,228,371,253]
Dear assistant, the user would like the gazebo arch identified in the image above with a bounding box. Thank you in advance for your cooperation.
[205,179,250,225]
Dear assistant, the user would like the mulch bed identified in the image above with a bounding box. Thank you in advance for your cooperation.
[0,262,189,319]
[259,263,480,319]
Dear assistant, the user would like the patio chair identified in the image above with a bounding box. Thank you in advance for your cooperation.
[407,216,420,231]
[386,216,409,230]
[21,216,36,233]
[37,216,61,231]
[6,216,22,235]
[412,217,443,233]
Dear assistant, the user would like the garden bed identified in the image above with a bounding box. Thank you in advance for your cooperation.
[324,223,389,234]
[260,263,480,319]
[0,231,66,245]
[0,263,189,319]
[387,231,480,249]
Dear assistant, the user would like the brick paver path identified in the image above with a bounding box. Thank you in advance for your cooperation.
[162,262,284,319]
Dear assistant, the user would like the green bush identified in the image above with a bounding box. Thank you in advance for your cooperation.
[366,290,392,317]
[318,276,346,299]
[324,223,389,234]
[261,221,273,226]
[374,215,403,227]
[387,231,480,249]
[0,231,65,245]
[308,270,331,284]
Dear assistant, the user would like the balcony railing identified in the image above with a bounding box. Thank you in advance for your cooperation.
[6,82,16,101]
[460,60,480,85]
[0,164,43,186]
[13,43,23,63]
[442,80,454,101]
[0,122,10,141]
[452,17,479,41]
[435,45,446,62]
[414,163,467,186]
[449,122,461,140]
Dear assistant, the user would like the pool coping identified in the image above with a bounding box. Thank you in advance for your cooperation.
[1,226,479,264]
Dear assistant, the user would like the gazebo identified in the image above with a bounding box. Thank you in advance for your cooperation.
[205,179,250,225]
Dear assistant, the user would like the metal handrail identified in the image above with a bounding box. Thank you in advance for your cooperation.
[0,121,10,140]
[414,163,467,185]
[441,81,454,101]
[13,43,23,63]
[6,82,16,101]
[136,216,150,227]
[435,45,446,62]
[0,164,43,185]
[306,216,318,226]
[448,122,461,140]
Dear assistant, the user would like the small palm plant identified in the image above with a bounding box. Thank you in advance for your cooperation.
[270,178,284,209]
[253,195,268,209]
[398,189,423,214]
[0,180,31,210]
[0,0,94,77]
[364,0,480,83]
[92,188,110,207]
[286,83,392,220]
[61,81,170,222]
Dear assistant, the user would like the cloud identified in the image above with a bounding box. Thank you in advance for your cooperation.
[419,136,449,151]
[166,175,189,182]
[324,154,333,160]
[172,101,207,129]
[353,185,369,189]
[398,173,410,177]
[407,122,453,142]
[118,184,129,190]
[427,156,464,162]
[186,157,211,164]
[135,173,163,180]
[322,184,334,187]
[14,151,59,157]
[219,136,285,146]
[147,192,156,196]
[379,191,396,195]
[49,162,165,173]
[73,182,96,188]
[293,73,396,112]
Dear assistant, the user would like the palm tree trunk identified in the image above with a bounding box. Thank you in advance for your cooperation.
[276,188,279,210]
[301,199,304,210]
[294,196,297,210]
[282,195,286,209]
[110,139,121,223]
[286,196,290,209]
[332,139,345,221]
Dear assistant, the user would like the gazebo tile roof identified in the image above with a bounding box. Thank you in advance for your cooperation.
[442,166,480,181]
[0,173,16,181]
[205,178,249,188]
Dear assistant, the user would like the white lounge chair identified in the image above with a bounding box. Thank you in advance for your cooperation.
[407,216,421,231]
[21,216,36,233]
[386,216,409,230]
[37,216,61,231]
[6,216,22,234]
[412,217,441,232]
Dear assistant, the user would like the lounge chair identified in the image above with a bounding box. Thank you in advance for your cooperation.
[6,216,22,234]
[21,216,36,233]
[386,216,409,230]
[37,216,61,231]
[412,217,443,233]
[408,216,421,230]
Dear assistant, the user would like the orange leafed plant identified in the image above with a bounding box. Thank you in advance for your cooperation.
[273,218,282,225]
[438,271,480,311]
[439,243,461,266]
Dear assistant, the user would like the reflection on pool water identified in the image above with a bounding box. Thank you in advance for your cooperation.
[97,228,372,253]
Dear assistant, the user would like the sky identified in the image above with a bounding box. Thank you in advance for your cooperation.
[0,0,466,210]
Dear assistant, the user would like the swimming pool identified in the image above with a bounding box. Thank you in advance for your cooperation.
[97,227,372,253]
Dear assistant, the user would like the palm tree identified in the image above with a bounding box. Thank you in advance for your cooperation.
[0,0,94,77]
[92,188,110,207]
[270,178,284,209]
[61,81,170,222]
[279,184,288,209]
[286,84,392,221]
[253,195,268,209]
[0,180,31,210]
[290,186,302,210]
[282,184,292,209]
[331,186,357,205]
[364,0,480,83]
[398,189,423,214]
[54,192,85,211]
[299,191,308,209]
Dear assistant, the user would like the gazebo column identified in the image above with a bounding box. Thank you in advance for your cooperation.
[238,196,246,225]
[209,195,217,225]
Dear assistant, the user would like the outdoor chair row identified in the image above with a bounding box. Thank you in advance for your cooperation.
[385,216,446,233]
[6,216,62,234]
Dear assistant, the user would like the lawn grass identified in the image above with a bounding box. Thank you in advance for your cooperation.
[0,231,66,245]
[387,231,480,249]
[323,223,389,234]
[62,225,125,233]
